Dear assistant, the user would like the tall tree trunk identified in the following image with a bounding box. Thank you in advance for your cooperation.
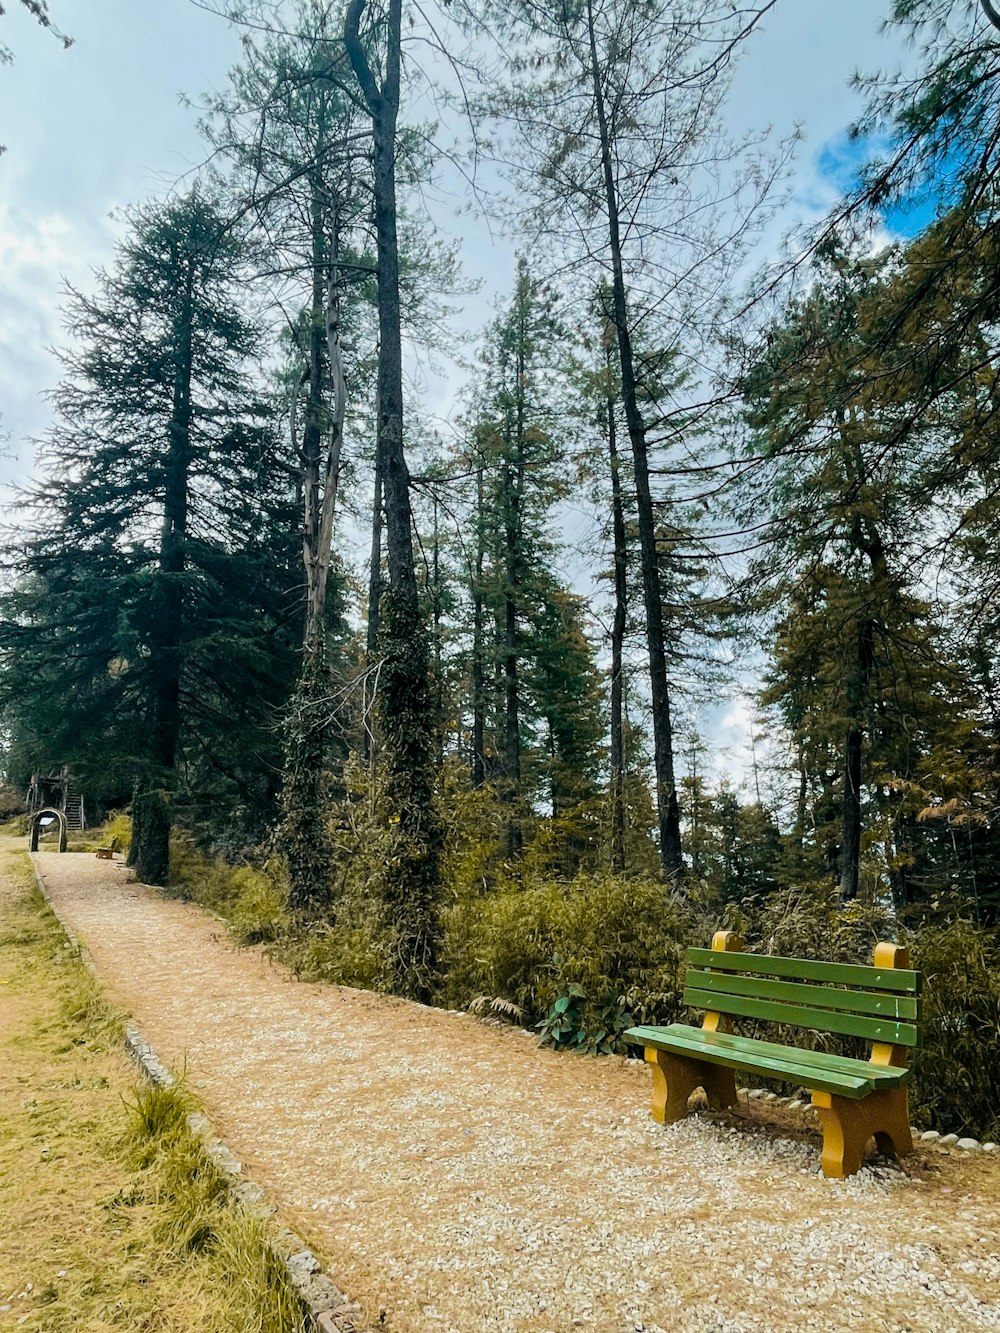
[131,257,194,885]
[432,494,444,765]
[281,172,342,918]
[839,617,874,903]
[364,436,382,766]
[501,297,528,860]
[586,0,682,880]
[346,0,441,1000]
[503,449,522,859]
[471,464,486,788]
[794,737,808,849]
[300,177,346,654]
[838,434,889,904]
[605,325,628,875]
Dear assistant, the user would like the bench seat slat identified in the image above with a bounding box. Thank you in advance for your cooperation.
[683,986,918,1046]
[626,1026,872,1097]
[630,1025,909,1083]
[686,948,920,993]
[624,1025,909,1099]
[686,968,920,1021]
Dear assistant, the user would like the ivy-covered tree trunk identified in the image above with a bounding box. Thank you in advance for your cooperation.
[127,780,171,885]
[346,0,441,1000]
[280,640,335,915]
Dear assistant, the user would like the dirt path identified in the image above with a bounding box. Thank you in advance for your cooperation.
[28,848,1000,1333]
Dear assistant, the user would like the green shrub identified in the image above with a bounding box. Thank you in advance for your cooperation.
[103,810,133,848]
[728,887,1000,1139]
[736,882,896,964]
[165,829,392,989]
[910,917,1000,1139]
[439,873,705,1049]
[0,782,27,820]
[278,916,390,991]
[167,833,291,946]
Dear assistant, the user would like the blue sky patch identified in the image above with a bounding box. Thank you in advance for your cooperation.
[815,130,957,239]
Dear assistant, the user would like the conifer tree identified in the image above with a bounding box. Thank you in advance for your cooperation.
[471,259,568,857]
[491,0,780,880]
[201,0,377,913]
[742,240,977,905]
[344,0,443,999]
[0,191,294,880]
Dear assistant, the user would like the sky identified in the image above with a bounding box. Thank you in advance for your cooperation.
[0,1,916,465]
[0,0,927,791]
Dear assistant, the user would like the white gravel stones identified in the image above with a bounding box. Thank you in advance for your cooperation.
[957,1138,981,1151]
[921,1130,941,1142]
[938,1133,960,1147]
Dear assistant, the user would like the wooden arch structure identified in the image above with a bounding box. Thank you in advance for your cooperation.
[29,807,68,853]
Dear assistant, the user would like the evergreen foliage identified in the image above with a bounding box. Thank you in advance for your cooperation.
[0,191,299,873]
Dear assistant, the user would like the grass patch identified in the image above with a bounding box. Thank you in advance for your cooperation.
[0,845,306,1333]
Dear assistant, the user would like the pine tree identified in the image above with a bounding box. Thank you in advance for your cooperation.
[344,0,443,999]
[0,191,295,880]
[201,1,377,912]
[470,259,569,858]
[490,0,781,880]
[742,239,980,907]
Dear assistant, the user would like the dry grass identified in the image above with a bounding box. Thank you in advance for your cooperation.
[0,846,304,1333]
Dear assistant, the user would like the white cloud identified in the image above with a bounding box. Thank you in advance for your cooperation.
[0,201,116,483]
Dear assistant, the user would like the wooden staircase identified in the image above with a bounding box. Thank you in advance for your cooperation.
[63,789,85,832]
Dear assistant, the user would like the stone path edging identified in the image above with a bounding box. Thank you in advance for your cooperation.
[737,1087,998,1156]
[30,856,368,1333]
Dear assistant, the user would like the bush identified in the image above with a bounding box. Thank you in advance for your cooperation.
[168,832,288,946]
[68,809,133,853]
[730,887,1000,1139]
[0,782,26,820]
[1,811,32,836]
[910,917,1000,1139]
[166,829,391,987]
[439,873,707,1049]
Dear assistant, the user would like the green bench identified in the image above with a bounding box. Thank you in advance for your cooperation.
[624,931,920,1178]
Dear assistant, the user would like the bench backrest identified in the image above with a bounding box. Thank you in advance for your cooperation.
[684,938,921,1049]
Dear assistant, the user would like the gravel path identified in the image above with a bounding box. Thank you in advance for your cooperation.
[30,850,1000,1333]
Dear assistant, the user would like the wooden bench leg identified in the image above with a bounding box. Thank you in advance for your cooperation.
[644,1048,737,1123]
[811,1087,913,1179]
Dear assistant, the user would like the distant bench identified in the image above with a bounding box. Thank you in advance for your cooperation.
[625,931,920,1178]
[95,836,120,861]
